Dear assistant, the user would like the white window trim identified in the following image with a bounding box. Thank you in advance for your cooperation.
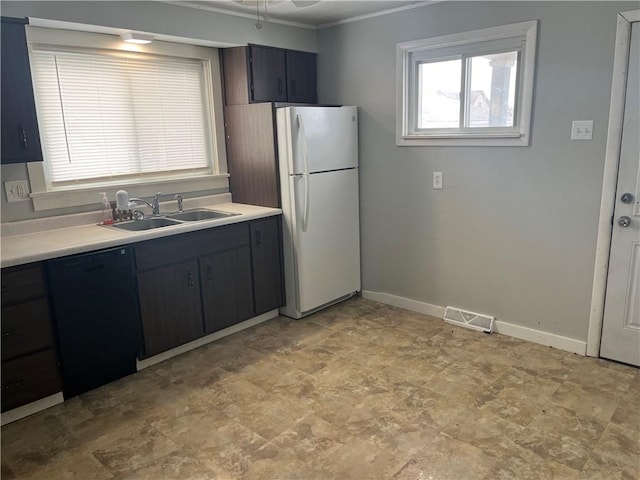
[25,26,229,211]
[396,20,538,147]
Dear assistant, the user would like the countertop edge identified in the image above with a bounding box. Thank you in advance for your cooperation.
[1,203,282,269]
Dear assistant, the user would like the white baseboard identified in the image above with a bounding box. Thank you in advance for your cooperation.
[1,393,64,426]
[493,320,587,355]
[362,290,586,356]
[137,309,279,370]
[362,290,445,318]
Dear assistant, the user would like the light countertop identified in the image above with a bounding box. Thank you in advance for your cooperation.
[1,195,281,268]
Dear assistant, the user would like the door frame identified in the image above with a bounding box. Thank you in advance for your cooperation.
[587,9,640,357]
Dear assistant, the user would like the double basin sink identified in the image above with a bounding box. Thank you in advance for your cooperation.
[110,209,238,232]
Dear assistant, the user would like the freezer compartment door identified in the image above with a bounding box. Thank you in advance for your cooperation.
[284,106,358,174]
[290,168,360,314]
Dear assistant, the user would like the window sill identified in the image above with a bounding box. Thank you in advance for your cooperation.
[28,173,230,211]
[396,133,530,147]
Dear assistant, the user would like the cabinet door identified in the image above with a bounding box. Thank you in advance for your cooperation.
[137,260,204,358]
[200,246,254,334]
[2,299,55,361]
[1,349,61,412]
[1,263,47,306]
[221,47,250,105]
[251,217,284,315]
[286,50,317,104]
[224,103,280,208]
[249,45,286,103]
[1,17,43,164]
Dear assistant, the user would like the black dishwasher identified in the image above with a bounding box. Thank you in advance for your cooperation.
[47,247,142,398]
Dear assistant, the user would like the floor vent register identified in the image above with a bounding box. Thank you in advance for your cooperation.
[444,306,494,333]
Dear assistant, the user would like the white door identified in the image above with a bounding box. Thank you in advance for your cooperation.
[600,21,640,366]
[288,106,358,174]
[292,168,360,314]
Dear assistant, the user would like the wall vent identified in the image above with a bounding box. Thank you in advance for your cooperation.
[444,306,494,333]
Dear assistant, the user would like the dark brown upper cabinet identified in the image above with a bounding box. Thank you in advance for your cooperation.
[1,17,43,164]
[222,44,317,105]
[285,50,317,104]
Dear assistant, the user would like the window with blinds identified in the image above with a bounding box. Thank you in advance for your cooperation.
[30,48,214,187]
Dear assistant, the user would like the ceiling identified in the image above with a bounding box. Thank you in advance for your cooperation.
[177,1,431,27]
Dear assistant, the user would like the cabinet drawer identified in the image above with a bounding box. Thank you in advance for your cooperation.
[135,223,250,271]
[1,264,46,306]
[1,299,55,361]
[1,349,61,412]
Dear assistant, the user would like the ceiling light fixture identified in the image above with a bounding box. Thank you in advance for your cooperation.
[255,1,263,29]
[120,32,155,44]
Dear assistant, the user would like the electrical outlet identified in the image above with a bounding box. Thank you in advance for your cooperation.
[4,180,31,202]
[571,120,594,140]
[433,172,443,190]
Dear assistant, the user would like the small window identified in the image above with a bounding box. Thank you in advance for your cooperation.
[397,21,537,146]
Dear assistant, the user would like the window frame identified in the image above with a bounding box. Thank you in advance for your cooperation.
[25,26,229,211]
[396,20,538,147]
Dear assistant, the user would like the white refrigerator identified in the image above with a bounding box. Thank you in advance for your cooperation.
[276,106,361,319]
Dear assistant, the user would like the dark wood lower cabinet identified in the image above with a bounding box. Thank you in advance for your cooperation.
[1,298,55,362]
[135,218,284,359]
[251,217,284,314]
[137,260,204,358]
[1,349,61,411]
[200,246,254,334]
[1,263,61,412]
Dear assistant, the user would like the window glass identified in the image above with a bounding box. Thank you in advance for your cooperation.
[418,59,461,129]
[396,21,537,146]
[468,51,518,128]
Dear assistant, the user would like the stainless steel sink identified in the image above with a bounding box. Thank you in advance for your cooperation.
[166,209,237,222]
[111,217,182,231]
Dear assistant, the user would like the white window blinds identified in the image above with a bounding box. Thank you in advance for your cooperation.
[30,48,212,185]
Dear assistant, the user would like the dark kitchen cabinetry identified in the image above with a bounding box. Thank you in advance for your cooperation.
[1,263,61,412]
[251,217,284,314]
[250,45,287,103]
[222,44,317,105]
[200,246,254,334]
[1,17,43,164]
[225,103,280,208]
[137,260,204,357]
[285,50,317,104]
[135,219,279,358]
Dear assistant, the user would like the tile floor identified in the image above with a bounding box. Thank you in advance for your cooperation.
[1,297,638,479]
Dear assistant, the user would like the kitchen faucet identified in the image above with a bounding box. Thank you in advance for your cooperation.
[129,192,162,216]
[175,194,184,212]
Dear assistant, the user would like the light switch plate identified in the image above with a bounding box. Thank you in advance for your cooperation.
[433,172,443,190]
[571,120,594,140]
[4,180,30,202]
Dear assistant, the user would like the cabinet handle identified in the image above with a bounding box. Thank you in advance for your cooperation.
[3,378,24,391]
[277,78,283,95]
[206,265,213,283]
[291,80,297,96]
[187,270,195,288]
[2,328,16,337]
[255,229,263,246]
[18,125,28,149]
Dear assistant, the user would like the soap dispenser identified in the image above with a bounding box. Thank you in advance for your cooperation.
[100,192,114,225]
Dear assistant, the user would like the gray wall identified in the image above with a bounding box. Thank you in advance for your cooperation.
[0,1,317,222]
[0,1,317,50]
[317,1,635,341]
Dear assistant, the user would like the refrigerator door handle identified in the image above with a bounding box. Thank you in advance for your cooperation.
[297,114,310,232]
